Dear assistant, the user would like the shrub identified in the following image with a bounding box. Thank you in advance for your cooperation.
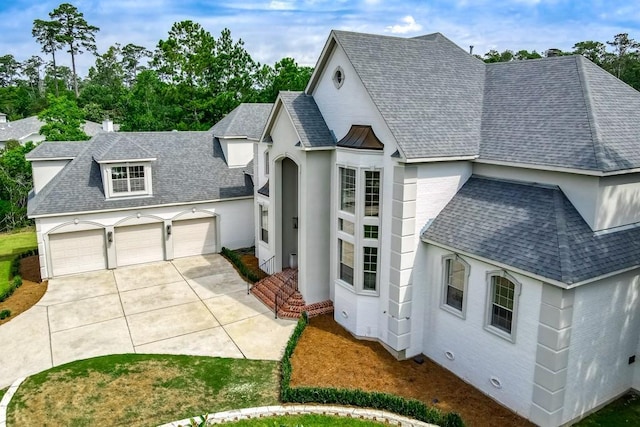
[279,311,465,427]
[221,247,260,283]
[0,309,11,319]
[1,248,38,301]
[12,275,22,288]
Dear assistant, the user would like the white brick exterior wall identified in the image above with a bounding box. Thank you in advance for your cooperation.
[420,245,543,418]
[562,269,640,424]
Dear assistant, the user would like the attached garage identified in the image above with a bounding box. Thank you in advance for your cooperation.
[172,217,217,258]
[115,222,164,266]
[49,229,107,276]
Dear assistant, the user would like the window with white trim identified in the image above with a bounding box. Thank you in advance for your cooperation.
[336,166,381,294]
[106,163,151,197]
[260,205,268,243]
[340,167,356,214]
[485,271,521,342]
[339,239,354,285]
[363,247,378,291]
[441,255,470,317]
[264,151,269,176]
[364,171,380,217]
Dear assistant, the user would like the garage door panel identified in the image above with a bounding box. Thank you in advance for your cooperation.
[115,223,164,267]
[49,229,107,276]
[173,218,217,258]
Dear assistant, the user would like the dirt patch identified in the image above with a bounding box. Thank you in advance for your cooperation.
[240,253,268,280]
[0,256,47,326]
[290,315,534,427]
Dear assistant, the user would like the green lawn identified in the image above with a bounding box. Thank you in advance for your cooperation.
[0,228,36,296]
[220,414,387,426]
[575,392,640,426]
[7,354,279,427]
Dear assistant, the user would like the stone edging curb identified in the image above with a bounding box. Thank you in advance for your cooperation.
[158,404,439,427]
[0,377,25,427]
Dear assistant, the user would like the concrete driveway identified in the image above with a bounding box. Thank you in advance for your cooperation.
[0,254,296,388]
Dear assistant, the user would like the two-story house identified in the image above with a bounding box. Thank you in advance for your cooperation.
[252,30,640,426]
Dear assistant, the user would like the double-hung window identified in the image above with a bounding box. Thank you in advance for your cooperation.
[441,255,469,316]
[337,166,381,294]
[109,164,149,197]
[485,272,521,342]
[260,205,269,244]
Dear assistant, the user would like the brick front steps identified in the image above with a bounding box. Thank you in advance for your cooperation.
[251,269,334,319]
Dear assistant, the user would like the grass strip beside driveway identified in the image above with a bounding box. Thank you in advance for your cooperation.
[7,354,279,427]
[0,228,36,296]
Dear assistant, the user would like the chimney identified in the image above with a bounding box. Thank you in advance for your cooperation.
[469,45,474,55]
[102,119,114,132]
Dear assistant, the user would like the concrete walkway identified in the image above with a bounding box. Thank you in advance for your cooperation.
[160,404,438,427]
[0,254,296,389]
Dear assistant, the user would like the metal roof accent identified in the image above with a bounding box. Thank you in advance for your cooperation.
[336,125,384,150]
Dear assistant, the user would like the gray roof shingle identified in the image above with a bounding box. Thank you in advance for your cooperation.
[481,55,640,172]
[422,176,640,284]
[322,30,640,171]
[28,131,253,217]
[211,103,273,140]
[26,141,86,159]
[332,31,486,159]
[92,134,156,162]
[278,92,334,148]
[0,116,114,142]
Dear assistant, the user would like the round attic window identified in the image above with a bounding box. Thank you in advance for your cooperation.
[333,66,345,89]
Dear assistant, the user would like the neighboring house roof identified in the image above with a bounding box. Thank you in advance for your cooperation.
[26,141,85,159]
[274,91,334,148]
[0,116,116,142]
[422,177,640,285]
[211,103,273,140]
[28,132,253,217]
[321,31,486,159]
[481,55,640,173]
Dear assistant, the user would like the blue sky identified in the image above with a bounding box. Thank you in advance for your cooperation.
[1,0,639,76]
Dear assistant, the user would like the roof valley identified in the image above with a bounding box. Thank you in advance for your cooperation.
[553,189,573,284]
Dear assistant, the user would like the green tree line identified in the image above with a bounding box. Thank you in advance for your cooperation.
[480,33,640,90]
[1,3,313,131]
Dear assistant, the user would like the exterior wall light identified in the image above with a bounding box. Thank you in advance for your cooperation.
[166,224,172,236]
[107,231,113,243]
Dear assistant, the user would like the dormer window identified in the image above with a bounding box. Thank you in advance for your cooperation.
[112,165,145,193]
[104,163,152,198]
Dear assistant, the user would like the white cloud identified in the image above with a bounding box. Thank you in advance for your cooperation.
[385,15,422,34]
[268,0,296,10]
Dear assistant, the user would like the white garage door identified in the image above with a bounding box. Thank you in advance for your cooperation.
[115,223,164,266]
[49,229,107,276]
[172,217,217,258]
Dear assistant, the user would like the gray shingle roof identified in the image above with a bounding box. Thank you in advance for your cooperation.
[278,92,334,147]
[92,134,156,162]
[331,31,485,159]
[28,131,253,217]
[422,177,640,284]
[481,55,640,172]
[0,116,113,142]
[211,103,273,140]
[26,141,86,159]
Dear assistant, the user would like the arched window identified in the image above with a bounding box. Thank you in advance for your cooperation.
[485,271,521,342]
[441,255,470,317]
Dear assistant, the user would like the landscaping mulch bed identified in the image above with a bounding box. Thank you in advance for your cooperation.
[290,314,534,427]
[0,256,47,326]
